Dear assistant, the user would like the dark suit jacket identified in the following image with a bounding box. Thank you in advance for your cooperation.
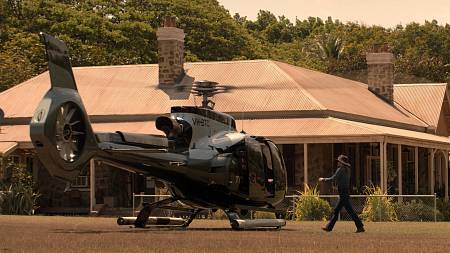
[323,165,351,194]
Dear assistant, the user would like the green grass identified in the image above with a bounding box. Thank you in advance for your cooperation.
[0,216,449,252]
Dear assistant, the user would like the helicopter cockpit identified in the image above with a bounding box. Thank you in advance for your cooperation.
[231,136,286,206]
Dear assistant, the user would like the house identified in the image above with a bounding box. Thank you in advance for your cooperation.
[0,18,449,213]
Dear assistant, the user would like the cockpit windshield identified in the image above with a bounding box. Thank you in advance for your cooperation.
[267,141,286,193]
[262,144,275,197]
[236,137,287,199]
[262,145,273,170]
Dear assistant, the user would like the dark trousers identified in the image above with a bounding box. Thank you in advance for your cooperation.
[326,193,364,230]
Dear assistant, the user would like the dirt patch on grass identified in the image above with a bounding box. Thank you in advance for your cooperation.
[0,216,449,252]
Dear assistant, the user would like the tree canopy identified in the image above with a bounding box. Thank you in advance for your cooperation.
[1,1,449,91]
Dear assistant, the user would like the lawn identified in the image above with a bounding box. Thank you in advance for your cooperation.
[0,216,449,253]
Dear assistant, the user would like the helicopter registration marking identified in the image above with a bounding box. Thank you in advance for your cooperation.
[193,118,210,127]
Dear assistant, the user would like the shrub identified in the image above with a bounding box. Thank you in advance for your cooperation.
[0,164,39,215]
[394,200,444,221]
[210,209,228,220]
[293,185,332,221]
[254,211,275,219]
[436,199,450,221]
[360,185,397,222]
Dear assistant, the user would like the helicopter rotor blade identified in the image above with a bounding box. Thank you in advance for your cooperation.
[148,84,290,91]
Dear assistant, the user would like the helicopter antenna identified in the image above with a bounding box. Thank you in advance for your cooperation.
[0,109,4,133]
[241,110,245,133]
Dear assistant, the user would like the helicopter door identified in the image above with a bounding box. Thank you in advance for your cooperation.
[262,144,275,198]
[246,139,266,202]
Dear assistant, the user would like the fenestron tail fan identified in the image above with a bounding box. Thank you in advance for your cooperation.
[30,33,98,182]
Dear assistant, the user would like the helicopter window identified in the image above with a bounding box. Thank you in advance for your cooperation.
[262,145,273,171]
[231,120,236,130]
[177,119,192,147]
[171,106,236,130]
[262,144,275,197]
[236,148,249,195]
[267,142,281,170]
[268,141,286,192]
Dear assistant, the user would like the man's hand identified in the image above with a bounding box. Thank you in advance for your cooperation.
[318,177,325,182]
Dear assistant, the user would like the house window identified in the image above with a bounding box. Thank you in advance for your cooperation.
[3,155,21,180]
[71,176,89,188]
[8,155,21,165]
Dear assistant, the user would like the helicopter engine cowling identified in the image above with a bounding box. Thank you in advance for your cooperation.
[156,116,192,149]
[155,116,182,137]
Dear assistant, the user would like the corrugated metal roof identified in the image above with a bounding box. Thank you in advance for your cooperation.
[0,125,30,142]
[2,118,449,151]
[3,59,446,151]
[236,118,377,137]
[0,142,17,156]
[394,83,447,128]
[344,119,450,147]
[0,123,162,144]
[238,117,450,146]
[0,60,322,119]
[0,60,427,129]
[274,61,425,127]
[92,122,161,135]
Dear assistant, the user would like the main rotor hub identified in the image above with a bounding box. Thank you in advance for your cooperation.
[192,80,219,109]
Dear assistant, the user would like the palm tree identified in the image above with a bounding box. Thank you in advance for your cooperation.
[315,34,345,60]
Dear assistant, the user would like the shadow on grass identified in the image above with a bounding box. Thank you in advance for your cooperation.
[52,227,293,234]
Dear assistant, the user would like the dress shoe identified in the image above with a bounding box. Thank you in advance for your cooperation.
[321,226,332,232]
[355,227,365,233]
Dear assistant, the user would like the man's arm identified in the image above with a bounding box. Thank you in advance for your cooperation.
[319,167,341,182]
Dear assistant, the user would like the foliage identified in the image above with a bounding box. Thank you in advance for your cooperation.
[360,185,397,222]
[293,184,331,221]
[2,1,450,91]
[210,209,228,220]
[0,0,263,91]
[394,199,443,221]
[436,199,449,221]
[253,211,275,219]
[0,164,40,215]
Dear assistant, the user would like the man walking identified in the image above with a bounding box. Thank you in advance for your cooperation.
[319,154,365,233]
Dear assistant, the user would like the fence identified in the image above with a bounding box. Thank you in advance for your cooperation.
[284,194,439,222]
[132,193,439,222]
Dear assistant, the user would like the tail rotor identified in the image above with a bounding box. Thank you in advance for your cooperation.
[30,33,97,182]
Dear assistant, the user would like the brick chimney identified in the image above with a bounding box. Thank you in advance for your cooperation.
[156,16,185,85]
[366,52,394,103]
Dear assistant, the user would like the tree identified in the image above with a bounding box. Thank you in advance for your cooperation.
[0,0,264,90]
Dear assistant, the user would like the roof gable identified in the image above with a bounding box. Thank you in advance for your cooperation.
[273,61,425,128]
[394,83,447,129]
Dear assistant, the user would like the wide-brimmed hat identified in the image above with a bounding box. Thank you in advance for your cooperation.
[337,154,350,166]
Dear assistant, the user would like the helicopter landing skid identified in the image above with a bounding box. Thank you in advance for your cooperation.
[225,210,286,230]
[117,197,202,228]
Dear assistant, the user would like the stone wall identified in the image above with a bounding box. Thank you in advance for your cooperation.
[284,144,333,194]
[307,144,334,194]
[157,39,184,84]
[156,17,185,85]
[366,53,394,103]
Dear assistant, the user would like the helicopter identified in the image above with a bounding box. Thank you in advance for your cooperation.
[30,33,288,230]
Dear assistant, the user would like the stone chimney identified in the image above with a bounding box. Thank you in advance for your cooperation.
[366,52,394,103]
[157,16,185,85]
